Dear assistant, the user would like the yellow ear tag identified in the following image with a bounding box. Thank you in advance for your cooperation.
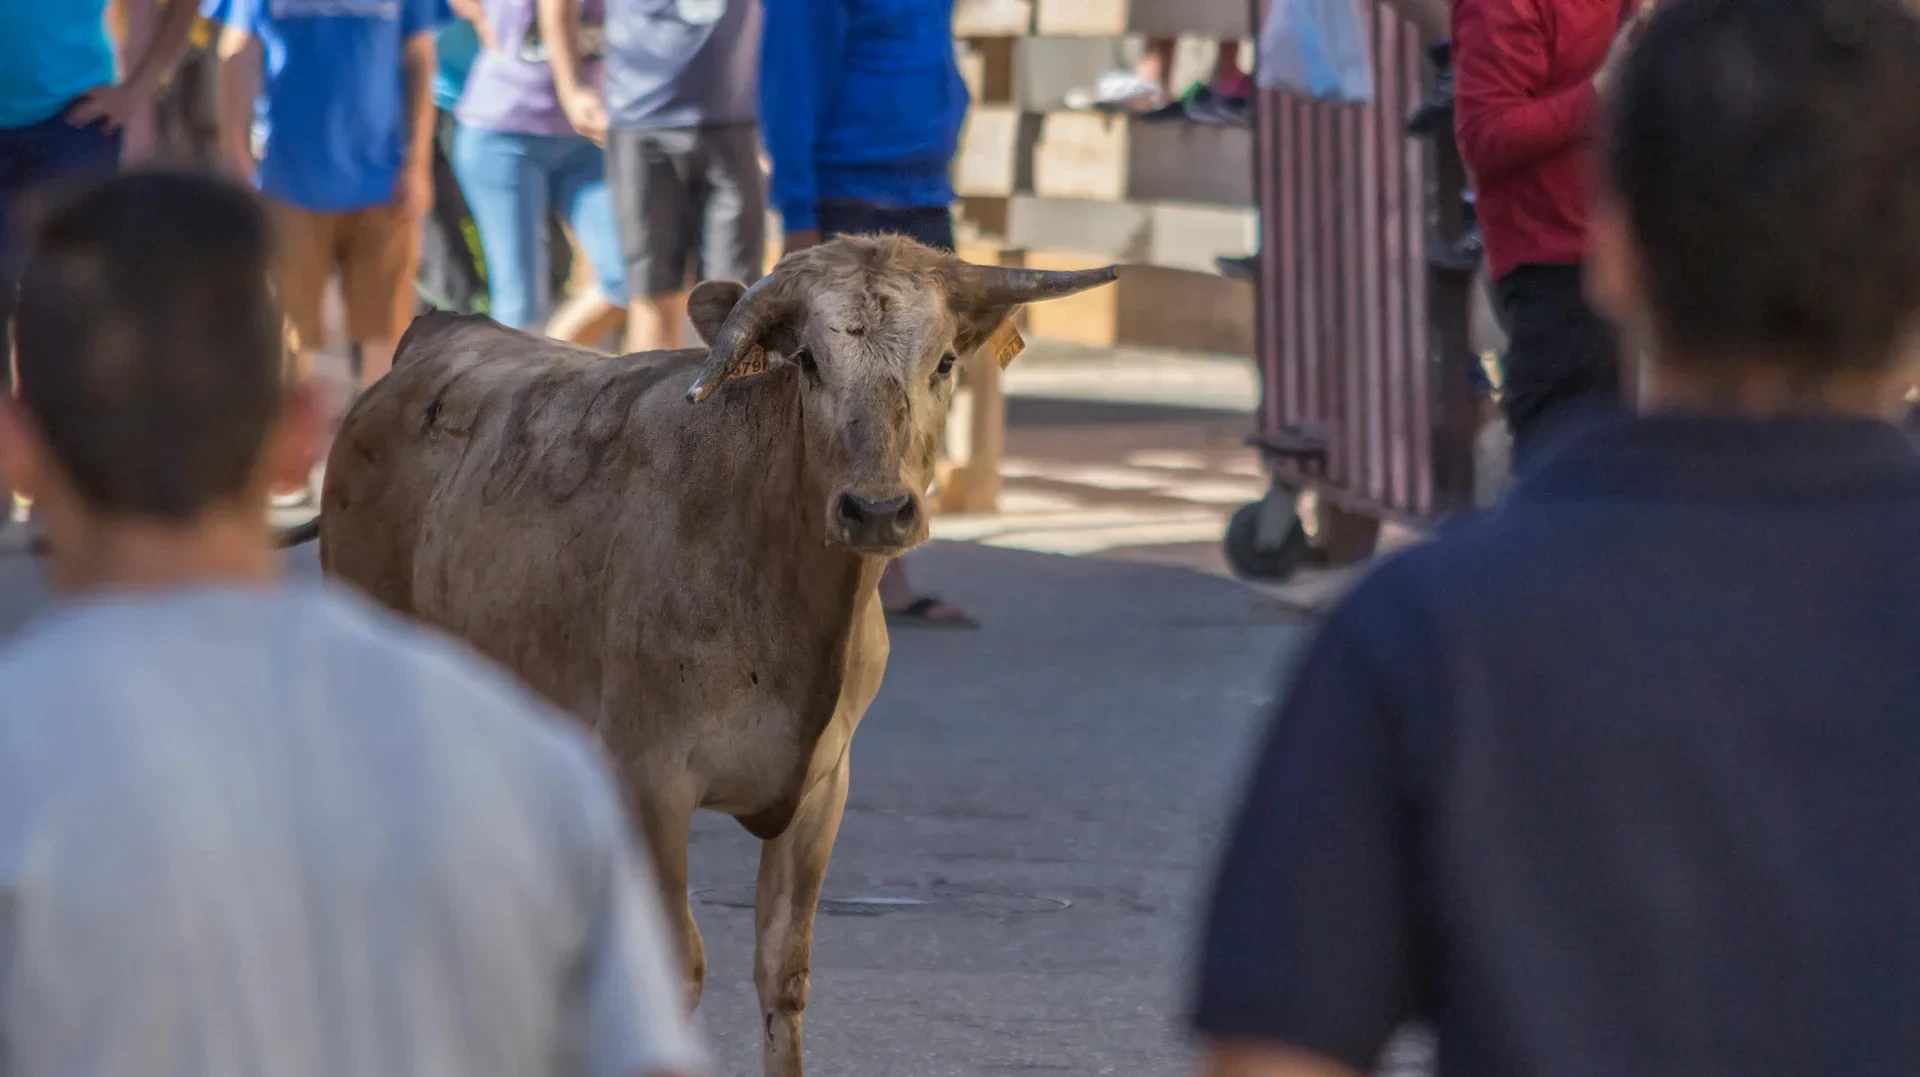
[986,318,1026,370]
[726,345,769,380]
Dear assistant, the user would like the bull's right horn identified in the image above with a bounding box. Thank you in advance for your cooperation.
[948,263,1121,309]
[686,274,794,403]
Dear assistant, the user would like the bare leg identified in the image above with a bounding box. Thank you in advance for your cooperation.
[634,784,706,1009]
[546,286,628,348]
[626,291,689,353]
[878,559,976,625]
[1211,41,1250,95]
[754,753,851,1077]
[1136,36,1177,96]
[270,345,321,503]
[358,337,397,390]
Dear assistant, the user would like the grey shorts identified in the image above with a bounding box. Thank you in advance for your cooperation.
[607,123,765,300]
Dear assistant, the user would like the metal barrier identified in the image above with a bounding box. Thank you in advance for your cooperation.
[1247,1,1478,530]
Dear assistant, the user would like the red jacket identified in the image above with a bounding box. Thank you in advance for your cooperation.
[1452,0,1632,280]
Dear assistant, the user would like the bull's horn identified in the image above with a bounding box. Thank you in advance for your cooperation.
[685,274,794,403]
[950,263,1121,308]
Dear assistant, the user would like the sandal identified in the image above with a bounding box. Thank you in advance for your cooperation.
[884,595,981,630]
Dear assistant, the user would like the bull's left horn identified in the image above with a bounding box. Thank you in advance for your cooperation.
[686,274,793,403]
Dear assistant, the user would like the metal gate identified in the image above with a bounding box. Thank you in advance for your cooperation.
[1250,1,1478,525]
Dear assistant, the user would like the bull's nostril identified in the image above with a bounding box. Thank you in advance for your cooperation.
[893,499,918,528]
[835,493,867,528]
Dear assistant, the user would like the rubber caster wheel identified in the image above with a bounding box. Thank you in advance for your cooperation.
[1224,498,1311,582]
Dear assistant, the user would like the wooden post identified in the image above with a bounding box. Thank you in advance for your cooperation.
[943,245,1016,515]
[955,343,1006,513]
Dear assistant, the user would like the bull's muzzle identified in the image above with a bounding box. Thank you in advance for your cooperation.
[832,490,923,553]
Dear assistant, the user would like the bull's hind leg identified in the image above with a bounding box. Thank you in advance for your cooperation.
[753,749,851,1077]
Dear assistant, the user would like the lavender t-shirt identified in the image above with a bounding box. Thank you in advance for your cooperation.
[456,0,605,136]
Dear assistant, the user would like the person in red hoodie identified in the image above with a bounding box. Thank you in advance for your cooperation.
[1453,0,1643,462]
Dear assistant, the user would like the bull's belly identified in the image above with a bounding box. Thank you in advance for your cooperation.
[686,693,864,840]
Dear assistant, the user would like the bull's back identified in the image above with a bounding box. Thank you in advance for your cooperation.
[321,315,704,712]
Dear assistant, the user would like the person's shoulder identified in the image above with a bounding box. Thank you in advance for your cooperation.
[0,599,148,696]
[0,619,78,700]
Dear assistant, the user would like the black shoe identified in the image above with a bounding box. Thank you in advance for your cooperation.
[1216,254,1259,281]
[1189,92,1253,127]
[1426,227,1483,274]
[1140,97,1190,124]
[1406,67,1455,136]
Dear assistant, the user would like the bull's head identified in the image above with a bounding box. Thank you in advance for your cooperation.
[683,235,1117,555]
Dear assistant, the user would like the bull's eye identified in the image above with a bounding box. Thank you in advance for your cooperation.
[935,351,958,378]
[794,348,818,379]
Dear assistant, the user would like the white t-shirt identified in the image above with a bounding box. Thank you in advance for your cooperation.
[0,583,702,1077]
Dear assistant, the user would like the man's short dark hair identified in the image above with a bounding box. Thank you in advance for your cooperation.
[14,171,285,520]
[1608,0,1920,374]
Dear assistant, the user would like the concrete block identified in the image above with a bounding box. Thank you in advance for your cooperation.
[1034,0,1251,37]
[1017,251,1254,355]
[953,106,1037,198]
[1127,119,1254,205]
[1014,36,1128,113]
[1144,202,1257,273]
[953,0,1033,35]
[1026,110,1256,207]
[1007,196,1154,262]
[1031,111,1130,201]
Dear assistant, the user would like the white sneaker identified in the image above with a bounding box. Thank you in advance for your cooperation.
[1064,69,1165,111]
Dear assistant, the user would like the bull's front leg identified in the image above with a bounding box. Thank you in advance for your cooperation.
[632,780,706,1010]
[752,748,851,1077]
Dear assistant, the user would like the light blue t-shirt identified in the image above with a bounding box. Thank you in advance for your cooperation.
[0,0,117,129]
[434,17,481,110]
[604,0,760,131]
[0,583,706,1077]
[201,0,450,212]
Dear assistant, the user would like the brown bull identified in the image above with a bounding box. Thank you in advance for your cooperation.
[307,236,1116,1077]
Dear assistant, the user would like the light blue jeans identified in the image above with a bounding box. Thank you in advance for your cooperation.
[451,124,627,330]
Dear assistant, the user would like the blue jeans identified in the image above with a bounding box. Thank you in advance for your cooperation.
[0,104,121,385]
[451,124,625,331]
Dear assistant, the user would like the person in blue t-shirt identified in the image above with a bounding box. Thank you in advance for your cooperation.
[759,0,978,629]
[204,0,449,393]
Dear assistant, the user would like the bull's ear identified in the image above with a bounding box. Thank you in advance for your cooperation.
[945,262,1120,356]
[688,279,749,348]
[686,275,799,402]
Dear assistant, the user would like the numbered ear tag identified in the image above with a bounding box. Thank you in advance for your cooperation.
[726,345,768,380]
[986,318,1026,370]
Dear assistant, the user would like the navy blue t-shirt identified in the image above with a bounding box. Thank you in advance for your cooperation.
[1193,414,1920,1077]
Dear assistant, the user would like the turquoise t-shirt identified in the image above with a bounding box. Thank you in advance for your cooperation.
[0,0,117,128]
[434,18,480,110]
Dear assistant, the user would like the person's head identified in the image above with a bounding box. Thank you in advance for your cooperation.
[1587,0,1920,415]
[0,171,317,586]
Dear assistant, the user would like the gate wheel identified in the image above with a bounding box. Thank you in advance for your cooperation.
[1223,496,1311,582]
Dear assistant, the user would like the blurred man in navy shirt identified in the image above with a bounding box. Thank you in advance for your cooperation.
[1192,0,1920,1074]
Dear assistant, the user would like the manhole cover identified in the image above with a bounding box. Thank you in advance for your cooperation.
[693,884,1072,917]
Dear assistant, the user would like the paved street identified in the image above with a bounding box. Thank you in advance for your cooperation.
[0,351,1337,1075]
